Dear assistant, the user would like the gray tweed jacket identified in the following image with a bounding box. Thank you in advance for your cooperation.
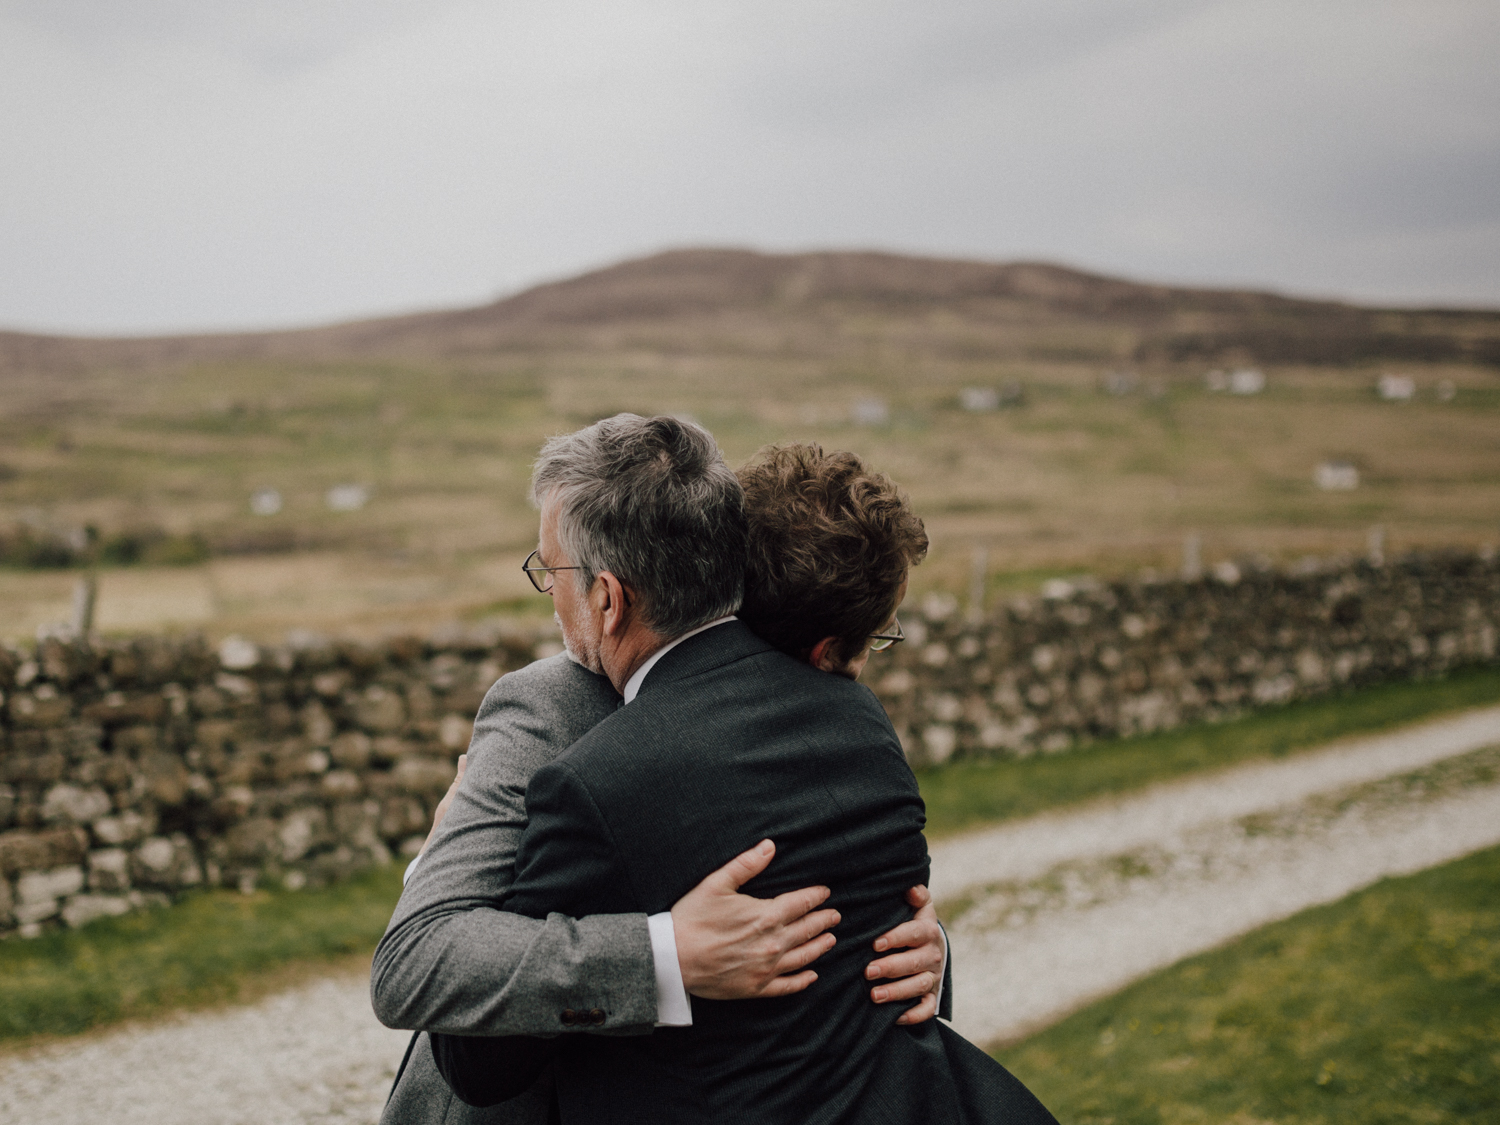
[372,654,655,1125]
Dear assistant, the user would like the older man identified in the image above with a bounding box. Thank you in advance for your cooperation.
[373,423,948,1124]
[429,419,1055,1124]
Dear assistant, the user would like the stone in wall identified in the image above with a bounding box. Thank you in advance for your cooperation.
[0,827,89,879]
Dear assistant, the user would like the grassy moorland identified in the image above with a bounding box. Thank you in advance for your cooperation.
[2,351,1495,642]
[3,252,1498,641]
[996,843,1500,1125]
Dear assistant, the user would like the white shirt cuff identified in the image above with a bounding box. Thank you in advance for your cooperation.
[403,852,423,886]
[647,911,694,1026]
[935,923,949,1014]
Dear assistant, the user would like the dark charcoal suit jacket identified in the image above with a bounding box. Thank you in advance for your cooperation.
[435,621,1055,1125]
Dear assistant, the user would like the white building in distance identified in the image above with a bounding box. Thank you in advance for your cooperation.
[1315,462,1360,491]
[1229,368,1266,395]
[325,484,370,512]
[249,488,282,516]
[1378,374,1416,401]
[960,386,1001,412]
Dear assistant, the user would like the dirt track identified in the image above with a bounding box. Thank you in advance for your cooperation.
[3,707,1498,1123]
[930,706,1500,1043]
[937,710,1500,1045]
[0,975,408,1125]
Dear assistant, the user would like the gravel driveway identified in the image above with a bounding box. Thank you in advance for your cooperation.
[4,706,1498,1122]
[0,975,409,1125]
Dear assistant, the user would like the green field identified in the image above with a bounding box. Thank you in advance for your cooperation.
[3,346,1497,641]
[996,843,1500,1125]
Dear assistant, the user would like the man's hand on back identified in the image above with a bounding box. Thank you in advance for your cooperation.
[866,884,945,1026]
[672,839,839,999]
[418,759,947,1019]
[671,842,946,1024]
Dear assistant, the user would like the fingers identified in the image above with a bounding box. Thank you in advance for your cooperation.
[443,756,467,796]
[873,890,938,952]
[773,930,837,975]
[870,970,937,1005]
[428,760,468,840]
[866,944,943,983]
[703,839,776,894]
[872,916,943,954]
[786,907,841,947]
[895,992,939,1026]
[771,884,834,926]
[756,970,818,999]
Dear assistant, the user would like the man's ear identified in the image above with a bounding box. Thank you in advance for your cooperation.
[809,637,844,674]
[595,571,634,636]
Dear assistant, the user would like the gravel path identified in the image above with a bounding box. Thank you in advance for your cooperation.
[4,706,1498,1122]
[928,706,1500,902]
[0,975,410,1125]
[936,706,1500,1047]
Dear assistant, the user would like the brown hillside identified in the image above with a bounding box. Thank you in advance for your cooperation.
[4,248,1500,377]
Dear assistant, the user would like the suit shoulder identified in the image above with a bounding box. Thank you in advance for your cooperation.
[850,677,897,721]
[758,651,894,717]
[481,653,616,717]
[468,654,618,771]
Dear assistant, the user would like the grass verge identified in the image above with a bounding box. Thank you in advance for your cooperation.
[918,664,1500,838]
[995,843,1500,1125]
[0,863,405,1046]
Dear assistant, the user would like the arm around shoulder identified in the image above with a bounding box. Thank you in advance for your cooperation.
[370,658,657,1036]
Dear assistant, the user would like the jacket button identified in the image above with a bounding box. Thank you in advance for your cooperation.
[588,1008,606,1026]
[560,1009,577,1026]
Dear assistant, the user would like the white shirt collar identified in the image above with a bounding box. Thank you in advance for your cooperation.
[622,616,736,704]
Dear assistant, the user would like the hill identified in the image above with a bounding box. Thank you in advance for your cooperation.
[5,249,1500,375]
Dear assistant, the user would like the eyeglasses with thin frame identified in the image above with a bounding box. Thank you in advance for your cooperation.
[522,548,581,593]
[868,618,904,652]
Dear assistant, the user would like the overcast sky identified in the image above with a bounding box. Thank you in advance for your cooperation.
[2,0,1497,335]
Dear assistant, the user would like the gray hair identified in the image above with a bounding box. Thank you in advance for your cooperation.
[531,414,747,637]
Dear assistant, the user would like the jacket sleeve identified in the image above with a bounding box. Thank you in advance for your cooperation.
[503,758,641,921]
[370,662,657,1036]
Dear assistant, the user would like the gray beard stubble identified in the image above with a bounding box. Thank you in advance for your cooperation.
[555,609,603,674]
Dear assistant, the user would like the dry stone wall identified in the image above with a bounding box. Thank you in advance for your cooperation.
[878,549,1499,766]
[1,549,1497,938]
[0,626,556,938]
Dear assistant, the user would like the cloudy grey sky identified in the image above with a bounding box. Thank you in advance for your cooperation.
[2,0,1497,334]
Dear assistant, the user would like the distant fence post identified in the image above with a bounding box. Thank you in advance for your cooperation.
[71,573,97,636]
[966,546,989,624]
[1367,525,1386,567]
[1181,533,1202,581]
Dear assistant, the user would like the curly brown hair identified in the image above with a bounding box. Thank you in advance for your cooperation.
[737,444,928,664]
